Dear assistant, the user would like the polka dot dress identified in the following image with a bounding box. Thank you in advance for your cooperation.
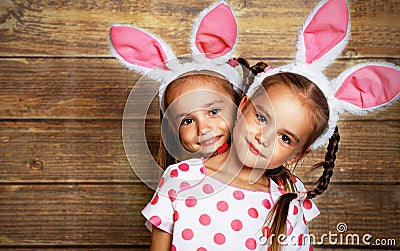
[142,158,320,250]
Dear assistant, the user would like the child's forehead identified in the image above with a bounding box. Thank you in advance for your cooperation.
[169,88,234,110]
[167,75,233,100]
[248,84,298,113]
[165,88,237,120]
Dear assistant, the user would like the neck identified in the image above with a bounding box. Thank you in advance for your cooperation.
[204,145,270,191]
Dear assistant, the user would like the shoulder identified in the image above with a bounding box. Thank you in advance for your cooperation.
[157,158,205,194]
[164,158,205,180]
[292,174,307,192]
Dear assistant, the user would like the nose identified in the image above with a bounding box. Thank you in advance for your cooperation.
[255,126,274,147]
[255,127,265,145]
[197,117,212,135]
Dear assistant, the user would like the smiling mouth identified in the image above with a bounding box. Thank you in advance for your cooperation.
[199,136,220,147]
[247,139,265,158]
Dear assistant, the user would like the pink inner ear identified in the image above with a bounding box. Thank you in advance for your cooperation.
[303,0,349,64]
[335,65,400,108]
[110,26,169,70]
[195,3,237,58]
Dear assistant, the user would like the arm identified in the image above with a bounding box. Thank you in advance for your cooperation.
[141,165,176,251]
[150,226,172,251]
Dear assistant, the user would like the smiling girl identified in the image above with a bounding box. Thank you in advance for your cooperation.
[141,0,400,249]
[159,71,239,169]
[142,70,324,251]
[109,1,243,170]
[110,0,399,249]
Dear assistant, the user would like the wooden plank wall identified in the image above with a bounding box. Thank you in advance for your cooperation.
[0,0,399,250]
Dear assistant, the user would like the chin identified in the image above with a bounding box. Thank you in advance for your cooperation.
[238,156,257,169]
[244,156,270,169]
[198,147,216,156]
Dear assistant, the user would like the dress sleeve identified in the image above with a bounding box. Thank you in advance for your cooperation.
[141,158,205,234]
[141,164,180,234]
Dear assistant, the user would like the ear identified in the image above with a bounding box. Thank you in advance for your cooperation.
[190,1,238,63]
[333,62,400,114]
[234,96,250,123]
[295,0,350,70]
[109,25,177,75]
[238,96,250,113]
[287,148,311,165]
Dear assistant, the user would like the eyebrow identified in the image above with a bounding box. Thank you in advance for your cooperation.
[174,100,225,121]
[282,129,300,144]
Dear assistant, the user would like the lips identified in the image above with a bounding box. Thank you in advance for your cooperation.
[248,141,260,155]
[247,139,266,158]
[199,136,221,147]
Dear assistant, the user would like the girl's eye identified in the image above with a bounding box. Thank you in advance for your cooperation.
[256,113,268,124]
[180,118,193,125]
[281,134,292,145]
[209,108,221,116]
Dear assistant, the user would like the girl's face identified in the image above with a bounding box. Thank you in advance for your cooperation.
[233,84,314,170]
[165,76,236,157]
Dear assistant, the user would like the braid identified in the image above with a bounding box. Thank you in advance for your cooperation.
[265,166,296,193]
[307,126,340,199]
[237,58,269,95]
[265,127,340,250]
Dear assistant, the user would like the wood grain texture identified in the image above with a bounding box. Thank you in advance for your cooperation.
[1,58,399,119]
[0,1,399,57]
[0,119,398,183]
[0,0,399,250]
[0,184,153,246]
[0,184,398,249]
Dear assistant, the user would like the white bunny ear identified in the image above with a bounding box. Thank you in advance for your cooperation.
[190,1,238,63]
[109,25,178,78]
[295,0,350,70]
[333,62,400,114]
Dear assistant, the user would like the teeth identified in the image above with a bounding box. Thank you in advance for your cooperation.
[204,139,214,144]
[201,138,216,145]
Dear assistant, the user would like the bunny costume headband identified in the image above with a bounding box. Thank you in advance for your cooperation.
[247,0,400,150]
[109,1,242,110]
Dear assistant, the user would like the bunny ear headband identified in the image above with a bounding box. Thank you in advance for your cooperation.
[109,1,242,110]
[248,0,400,150]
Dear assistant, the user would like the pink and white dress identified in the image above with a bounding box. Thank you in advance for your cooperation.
[142,158,319,251]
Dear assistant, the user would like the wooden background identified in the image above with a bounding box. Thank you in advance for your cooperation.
[0,0,399,250]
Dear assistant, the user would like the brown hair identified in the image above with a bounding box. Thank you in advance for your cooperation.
[241,59,339,250]
[157,73,240,169]
[266,127,339,251]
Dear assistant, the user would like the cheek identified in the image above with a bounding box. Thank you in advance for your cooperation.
[222,116,235,133]
[232,117,247,139]
[271,147,294,165]
[213,115,234,135]
[221,109,236,124]
[238,114,254,135]
[178,127,194,142]
[168,119,180,135]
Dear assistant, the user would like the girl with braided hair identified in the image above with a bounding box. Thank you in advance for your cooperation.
[143,69,327,250]
[231,0,399,247]
[112,0,399,249]
[142,0,399,249]
[235,68,340,250]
